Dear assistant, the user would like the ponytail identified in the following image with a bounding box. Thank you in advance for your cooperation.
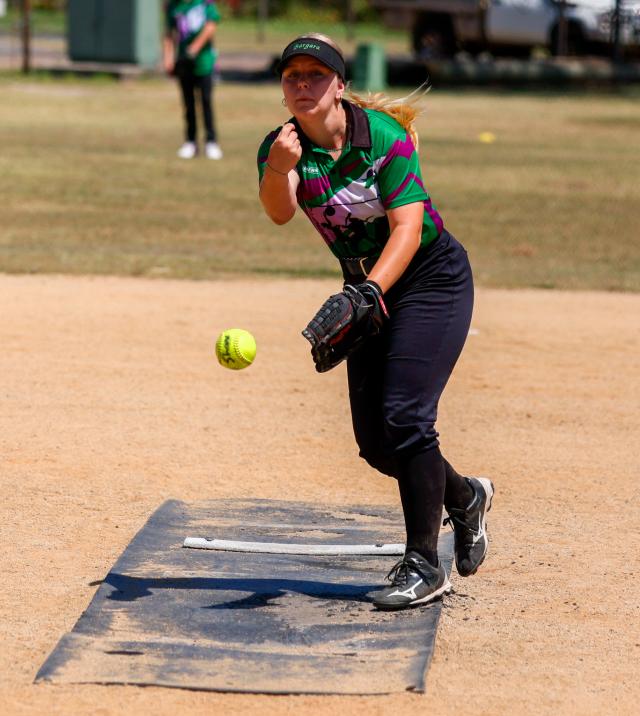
[347,83,430,149]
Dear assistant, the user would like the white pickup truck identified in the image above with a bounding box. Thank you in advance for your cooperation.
[369,0,640,58]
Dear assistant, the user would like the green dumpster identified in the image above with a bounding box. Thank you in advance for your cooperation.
[352,43,386,92]
[67,0,160,68]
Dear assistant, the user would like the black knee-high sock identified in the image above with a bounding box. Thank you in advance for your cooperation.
[443,458,474,509]
[397,447,445,567]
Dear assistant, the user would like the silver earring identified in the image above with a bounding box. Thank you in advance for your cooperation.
[282,98,287,106]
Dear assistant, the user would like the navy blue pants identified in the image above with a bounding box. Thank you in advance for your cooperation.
[346,230,474,478]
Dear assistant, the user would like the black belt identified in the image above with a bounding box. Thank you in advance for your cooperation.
[339,255,378,281]
[339,234,447,282]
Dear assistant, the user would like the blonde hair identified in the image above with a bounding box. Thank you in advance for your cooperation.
[347,84,430,149]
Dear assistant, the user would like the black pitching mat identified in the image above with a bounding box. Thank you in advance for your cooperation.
[36,499,454,695]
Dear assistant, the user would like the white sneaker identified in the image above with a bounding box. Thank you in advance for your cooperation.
[177,142,197,159]
[205,142,223,160]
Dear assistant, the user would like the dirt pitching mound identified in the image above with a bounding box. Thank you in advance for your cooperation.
[1,274,638,715]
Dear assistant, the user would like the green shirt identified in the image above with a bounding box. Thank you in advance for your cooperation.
[257,102,443,260]
[166,0,220,76]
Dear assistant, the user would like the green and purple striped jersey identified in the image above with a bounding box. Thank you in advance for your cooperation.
[257,102,443,260]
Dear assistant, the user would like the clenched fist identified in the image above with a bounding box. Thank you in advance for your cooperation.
[267,123,302,175]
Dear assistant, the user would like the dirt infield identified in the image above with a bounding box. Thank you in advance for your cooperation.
[1,274,638,715]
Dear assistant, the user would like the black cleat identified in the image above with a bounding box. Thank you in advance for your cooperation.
[444,477,494,577]
[372,551,452,611]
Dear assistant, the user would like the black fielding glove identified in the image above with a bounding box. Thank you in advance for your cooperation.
[301,280,389,373]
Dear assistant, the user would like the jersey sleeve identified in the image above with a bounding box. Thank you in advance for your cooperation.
[372,114,429,211]
[257,128,282,183]
[206,1,221,23]
[165,2,175,32]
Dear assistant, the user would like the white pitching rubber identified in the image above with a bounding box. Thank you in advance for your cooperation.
[183,537,405,556]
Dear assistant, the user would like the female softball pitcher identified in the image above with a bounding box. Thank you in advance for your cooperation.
[258,34,494,610]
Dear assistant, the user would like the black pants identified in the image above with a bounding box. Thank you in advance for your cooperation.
[178,71,216,143]
[346,230,474,478]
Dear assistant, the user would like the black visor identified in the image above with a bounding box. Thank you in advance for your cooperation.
[277,38,345,79]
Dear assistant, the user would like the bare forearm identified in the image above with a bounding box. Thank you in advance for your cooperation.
[259,170,298,224]
[367,203,424,293]
[259,123,302,224]
[188,21,216,55]
[162,35,175,71]
[367,229,420,293]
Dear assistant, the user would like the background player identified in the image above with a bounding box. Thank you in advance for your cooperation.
[163,0,223,160]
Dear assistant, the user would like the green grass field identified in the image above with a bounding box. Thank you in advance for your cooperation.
[0,76,638,291]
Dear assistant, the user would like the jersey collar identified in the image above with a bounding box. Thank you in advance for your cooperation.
[289,100,372,153]
[345,101,372,149]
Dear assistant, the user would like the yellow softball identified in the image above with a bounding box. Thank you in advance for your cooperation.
[478,131,496,144]
[215,328,257,370]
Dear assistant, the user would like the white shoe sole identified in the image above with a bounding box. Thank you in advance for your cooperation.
[469,477,494,574]
[374,576,452,611]
[409,577,453,606]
